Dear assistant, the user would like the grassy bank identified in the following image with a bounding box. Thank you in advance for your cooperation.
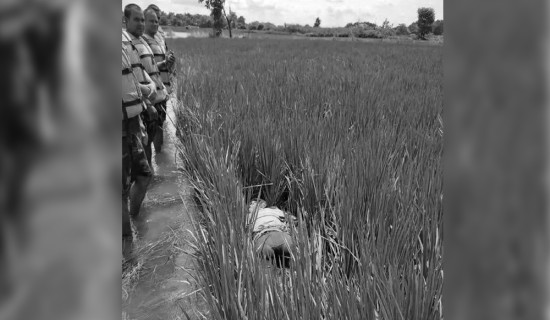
[172,38,443,319]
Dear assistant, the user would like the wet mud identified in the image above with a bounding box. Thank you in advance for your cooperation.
[122,100,206,320]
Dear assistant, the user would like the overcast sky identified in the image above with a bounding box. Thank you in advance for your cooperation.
[122,0,443,27]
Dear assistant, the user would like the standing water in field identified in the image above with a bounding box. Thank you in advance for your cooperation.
[122,97,205,320]
[164,30,211,39]
[167,32,191,39]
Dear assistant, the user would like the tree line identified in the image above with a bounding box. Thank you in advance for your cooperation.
[157,3,442,40]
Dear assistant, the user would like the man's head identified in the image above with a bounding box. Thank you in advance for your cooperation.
[146,4,161,18]
[248,200,267,216]
[123,4,144,37]
[144,9,158,36]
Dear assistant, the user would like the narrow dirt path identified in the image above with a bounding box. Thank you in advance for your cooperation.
[122,99,206,320]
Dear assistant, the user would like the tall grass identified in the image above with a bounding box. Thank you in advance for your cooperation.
[172,38,442,319]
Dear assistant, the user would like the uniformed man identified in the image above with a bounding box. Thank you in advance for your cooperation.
[143,8,175,153]
[123,4,167,167]
[122,45,151,239]
[122,4,159,239]
[145,4,176,86]
[145,4,167,46]
[146,4,176,74]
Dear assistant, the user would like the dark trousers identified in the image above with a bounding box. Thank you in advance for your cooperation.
[254,231,293,268]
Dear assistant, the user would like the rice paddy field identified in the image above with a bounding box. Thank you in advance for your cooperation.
[171,37,443,319]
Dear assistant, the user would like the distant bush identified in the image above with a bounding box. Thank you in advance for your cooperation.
[432,20,443,35]
[354,28,383,39]
[408,22,419,35]
[284,24,305,34]
[379,27,396,37]
[364,22,377,29]
[199,20,213,28]
[248,21,260,30]
[257,24,264,31]
[262,23,276,30]
[346,21,377,29]
[304,27,351,38]
[270,23,412,39]
[394,23,410,35]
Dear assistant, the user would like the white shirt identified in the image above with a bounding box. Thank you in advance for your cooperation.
[249,208,286,233]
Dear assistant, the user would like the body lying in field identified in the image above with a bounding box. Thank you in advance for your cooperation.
[247,200,296,268]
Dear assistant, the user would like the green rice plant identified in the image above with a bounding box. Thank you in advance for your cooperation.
[171,37,443,319]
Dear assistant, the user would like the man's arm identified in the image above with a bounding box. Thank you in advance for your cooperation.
[156,54,176,71]
[139,72,156,98]
[140,72,158,119]
[156,60,167,70]
[139,83,151,96]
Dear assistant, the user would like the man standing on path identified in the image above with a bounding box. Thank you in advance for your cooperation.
[122,4,159,243]
[122,45,153,241]
[143,8,175,153]
[124,4,167,167]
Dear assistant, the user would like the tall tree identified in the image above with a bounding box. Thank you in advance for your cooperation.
[417,7,435,40]
[237,15,246,28]
[212,2,224,36]
[198,0,234,38]
[159,12,168,26]
[227,9,238,30]
[394,23,409,35]
[314,17,321,27]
